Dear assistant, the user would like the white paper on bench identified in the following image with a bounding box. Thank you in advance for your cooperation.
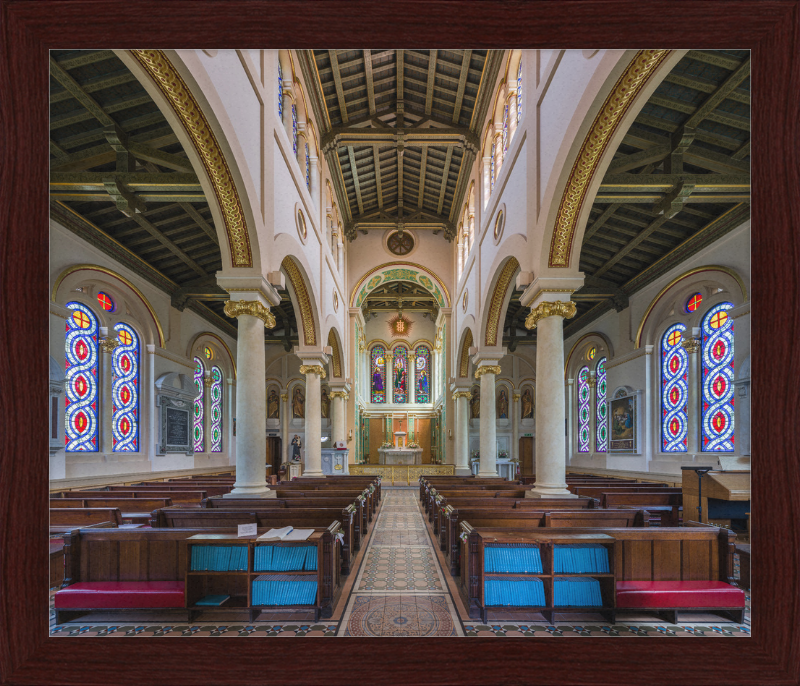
[281,528,314,541]
[258,526,293,541]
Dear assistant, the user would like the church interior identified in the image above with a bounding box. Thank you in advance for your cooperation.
[47,48,751,639]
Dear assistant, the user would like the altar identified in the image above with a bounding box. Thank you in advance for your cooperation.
[378,430,422,465]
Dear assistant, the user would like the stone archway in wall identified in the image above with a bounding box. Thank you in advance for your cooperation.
[458,328,474,379]
[327,327,344,379]
[281,256,320,349]
[350,262,451,310]
[481,256,520,349]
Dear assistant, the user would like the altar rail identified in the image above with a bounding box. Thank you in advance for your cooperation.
[350,464,455,484]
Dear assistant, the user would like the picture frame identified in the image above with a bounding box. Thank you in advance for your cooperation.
[609,393,637,453]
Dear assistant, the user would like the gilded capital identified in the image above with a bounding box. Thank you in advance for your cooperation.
[203,374,214,387]
[330,390,350,400]
[300,364,327,379]
[513,393,521,401]
[474,365,502,379]
[280,393,288,402]
[452,390,472,400]
[99,337,120,354]
[681,337,701,354]
[223,299,276,328]
[524,300,577,330]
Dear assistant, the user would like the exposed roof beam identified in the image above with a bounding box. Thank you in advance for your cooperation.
[128,211,208,277]
[321,126,479,151]
[662,72,750,105]
[436,147,454,215]
[54,50,115,70]
[606,145,670,174]
[50,171,201,191]
[397,49,404,100]
[731,140,750,161]
[50,72,138,104]
[417,147,428,208]
[686,50,743,70]
[451,48,472,123]
[592,213,671,278]
[49,56,115,127]
[347,146,365,215]
[685,57,750,129]
[363,49,376,116]
[424,50,438,115]
[600,173,750,189]
[178,202,219,245]
[50,94,152,131]
[327,50,349,124]
[583,204,621,242]
[372,147,384,210]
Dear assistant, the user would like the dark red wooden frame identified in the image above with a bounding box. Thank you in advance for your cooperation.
[0,1,797,684]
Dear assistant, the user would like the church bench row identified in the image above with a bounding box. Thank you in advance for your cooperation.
[458,525,742,623]
[419,477,522,501]
[50,497,174,515]
[601,492,683,526]
[279,476,382,502]
[53,490,208,506]
[54,526,341,624]
[441,508,649,576]
[265,484,378,518]
[116,483,232,497]
[50,507,126,527]
[151,506,357,574]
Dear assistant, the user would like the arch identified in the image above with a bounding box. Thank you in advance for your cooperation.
[327,327,343,379]
[540,50,679,271]
[700,302,735,452]
[661,323,689,453]
[482,256,520,347]
[64,301,100,452]
[52,264,165,347]
[458,328,474,378]
[209,365,224,452]
[564,331,614,377]
[187,331,237,380]
[281,255,319,347]
[193,356,206,452]
[369,343,387,404]
[350,261,451,309]
[577,366,591,453]
[126,50,257,270]
[111,322,141,452]
[635,265,748,348]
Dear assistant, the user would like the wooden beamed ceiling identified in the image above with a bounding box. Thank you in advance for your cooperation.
[563,49,751,337]
[301,49,504,241]
[361,281,439,318]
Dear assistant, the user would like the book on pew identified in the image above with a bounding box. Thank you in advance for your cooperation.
[195,594,230,606]
[258,526,294,541]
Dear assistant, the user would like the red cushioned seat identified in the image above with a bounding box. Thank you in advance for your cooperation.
[616,580,745,609]
[55,581,185,609]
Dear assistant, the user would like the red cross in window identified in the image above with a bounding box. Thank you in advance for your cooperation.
[667,330,682,347]
[709,310,728,330]
[72,310,91,329]
[118,329,133,346]
[97,293,114,311]
[687,293,702,312]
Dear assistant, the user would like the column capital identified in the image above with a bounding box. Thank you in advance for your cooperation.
[99,336,120,354]
[329,390,349,400]
[524,300,576,330]
[300,364,327,378]
[681,337,701,353]
[475,365,501,379]
[452,390,472,400]
[203,373,215,387]
[223,300,276,328]
[513,392,521,401]
[280,393,288,402]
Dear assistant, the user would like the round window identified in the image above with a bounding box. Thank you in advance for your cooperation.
[97,291,115,312]
[587,346,596,361]
[387,231,415,255]
[686,292,703,312]
[204,346,214,360]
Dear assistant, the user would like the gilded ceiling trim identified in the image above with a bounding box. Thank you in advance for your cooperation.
[459,328,473,378]
[51,264,165,347]
[328,328,342,378]
[484,257,520,347]
[350,261,451,308]
[548,49,670,268]
[635,265,748,348]
[281,256,317,346]
[131,50,253,268]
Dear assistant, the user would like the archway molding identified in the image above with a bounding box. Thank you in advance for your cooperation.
[350,261,451,309]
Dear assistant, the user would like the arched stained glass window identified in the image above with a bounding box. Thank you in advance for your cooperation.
[278,62,284,123]
[516,61,522,123]
[112,323,139,452]
[661,323,688,452]
[305,142,311,190]
[415,346,431,403]
[210,366,223,452]
[490,141,495,192]
[65,302,99,452]
[193,357,205,452]
[502,104,509,153]
[577,366,590,453]
[392,346,408,404]
[291,104,298,156]
[370,346,386,403]
[702,303,735,452]
[595,357,607,452]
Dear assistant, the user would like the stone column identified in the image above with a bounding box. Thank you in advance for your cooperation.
[407,351,417,403]
[280,392,289,464]
[98,329,119,454]
[682,329,702,456]
[330,391,349,445]
[512,391,521,471]
[453,390,472,475]
[300,362,326,477]
[476,362,502,477]
[525,300,578,498]
[223,300,276,498]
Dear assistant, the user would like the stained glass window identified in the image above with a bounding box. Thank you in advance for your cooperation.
[516,61,522,123]
[371,346,386,403]
[65,302,99,452]
[587,346,596,361]
[194,356,205,452]
[702,303,735,452]
[291,104,298,157]
[112,323,139,452]
[661,323,688,452]
[278,62,283,122]
[502,104,509,153]
[97,292,114,312]
[595,357,607,452]
[210,366,223,452]
[578,366,590,453]
[392,346,408,404]
[415,346,431,404]
[686,292,703,312]
[204,346,213,360]
[490,141,495,192]
[305,142,310,190]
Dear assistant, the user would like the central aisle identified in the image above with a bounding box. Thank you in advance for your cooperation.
[338,486,464,636]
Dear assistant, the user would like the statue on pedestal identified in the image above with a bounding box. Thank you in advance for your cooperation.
[292,386,305,418]
[497,388,509,419]
[267,390,279,418]
[522,388,533,419]
[321,387,330,418]
[470,387,480,418]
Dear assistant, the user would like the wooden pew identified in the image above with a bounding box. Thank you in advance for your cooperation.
[51,498,174,521]
[281,477,381,502]
[602,492,682,526]
[55,526,341,624]
[459,524,739,622]
[110,484,231,497]
[54,490,208,506]
[50,508,124,527]
[152,506,356,574]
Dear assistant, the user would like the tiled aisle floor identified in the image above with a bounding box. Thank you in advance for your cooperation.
[339,487,464,636]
